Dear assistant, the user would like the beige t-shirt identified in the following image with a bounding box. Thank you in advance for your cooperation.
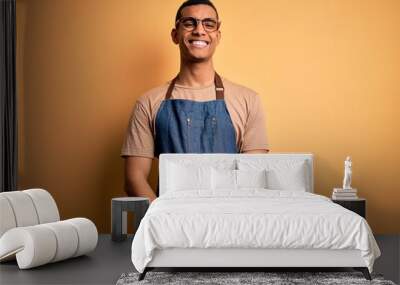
[121,77,269,159]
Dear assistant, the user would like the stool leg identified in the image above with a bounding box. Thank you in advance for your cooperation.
[128,201,149,236]
[111,201,126,241]
[133,208,143,235]
[122,210,127,235]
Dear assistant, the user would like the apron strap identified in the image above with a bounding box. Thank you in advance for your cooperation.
[214,72,224,100]
[165,72,224,100]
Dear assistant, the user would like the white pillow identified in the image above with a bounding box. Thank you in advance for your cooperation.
[211,168,236,190]
[211,169,268,190]
[167,162,211,191]
[237,169,267,188]
[237,159,308,191]
[266,166,306,191]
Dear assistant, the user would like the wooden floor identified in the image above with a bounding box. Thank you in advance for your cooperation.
[0,234,398,285]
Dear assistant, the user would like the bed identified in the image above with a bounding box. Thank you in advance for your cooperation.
[131,153,381,281]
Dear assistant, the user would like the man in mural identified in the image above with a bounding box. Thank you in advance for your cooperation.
[121,0,269,201]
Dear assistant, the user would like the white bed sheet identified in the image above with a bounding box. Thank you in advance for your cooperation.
[131,189,380,273]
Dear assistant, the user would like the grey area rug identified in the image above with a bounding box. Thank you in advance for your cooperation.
[116,271,396,285]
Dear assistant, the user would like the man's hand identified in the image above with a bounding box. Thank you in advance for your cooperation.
[124,156,157,202]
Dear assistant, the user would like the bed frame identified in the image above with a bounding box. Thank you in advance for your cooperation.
[138,153,372,281]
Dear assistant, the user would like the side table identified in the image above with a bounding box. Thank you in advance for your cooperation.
[332,198,366,219]
[111,197,149,241]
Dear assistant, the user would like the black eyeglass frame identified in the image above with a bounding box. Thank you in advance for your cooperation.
[175,16,221,32]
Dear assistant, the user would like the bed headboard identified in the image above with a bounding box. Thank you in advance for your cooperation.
[158,153,314,196]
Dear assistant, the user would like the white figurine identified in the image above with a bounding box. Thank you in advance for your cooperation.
[342,156,352,190]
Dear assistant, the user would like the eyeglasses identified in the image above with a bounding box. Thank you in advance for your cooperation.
[175,17,220,32]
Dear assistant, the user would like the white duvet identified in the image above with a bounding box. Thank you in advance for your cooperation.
[131,189,380,273]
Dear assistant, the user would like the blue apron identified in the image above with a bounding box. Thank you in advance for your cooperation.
[154,73,238,195]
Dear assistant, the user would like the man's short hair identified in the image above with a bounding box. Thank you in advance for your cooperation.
[175,0,219,23]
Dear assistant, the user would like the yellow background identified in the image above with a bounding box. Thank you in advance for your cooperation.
[16,0,400,233]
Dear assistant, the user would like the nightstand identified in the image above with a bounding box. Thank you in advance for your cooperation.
[332,198,366,218]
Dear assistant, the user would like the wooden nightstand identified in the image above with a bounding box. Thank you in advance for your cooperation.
[332,198,366,218]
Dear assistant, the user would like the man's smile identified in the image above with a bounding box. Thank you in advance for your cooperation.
[188,39,209,48]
